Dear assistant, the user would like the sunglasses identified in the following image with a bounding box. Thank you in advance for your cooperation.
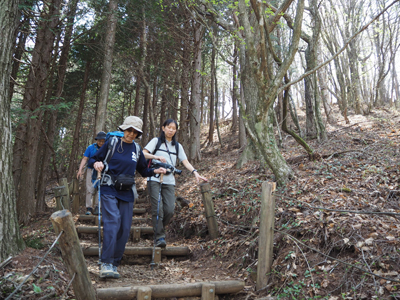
[125,128,138,134]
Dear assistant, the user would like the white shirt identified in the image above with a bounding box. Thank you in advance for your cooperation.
[144,138,187,185]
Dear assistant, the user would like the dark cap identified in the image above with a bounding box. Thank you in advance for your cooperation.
[95,131,106,140]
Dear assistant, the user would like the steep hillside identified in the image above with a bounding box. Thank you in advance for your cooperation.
[1,107,400,299]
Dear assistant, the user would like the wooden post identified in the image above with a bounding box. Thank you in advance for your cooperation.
[71,178,80,214]
[256,182,276,291]
[137,287,152,300]
[154,247,161,263]
[50,210,96,300]
[200,183,219,239]
[133,227,141,242]
[60,178,71,210]
[53,186,68,211]
[202,283,215,300]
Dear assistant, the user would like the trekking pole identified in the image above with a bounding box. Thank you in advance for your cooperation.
[150,174,163,270]
[97,170,102,269]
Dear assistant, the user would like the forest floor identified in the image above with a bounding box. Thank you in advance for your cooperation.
[1,106,400,300]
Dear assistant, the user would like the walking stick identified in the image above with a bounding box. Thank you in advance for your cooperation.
[150,174,163,270]
[95,170,102,269]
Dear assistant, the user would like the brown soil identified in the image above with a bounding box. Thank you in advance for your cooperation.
[1,106,400,299]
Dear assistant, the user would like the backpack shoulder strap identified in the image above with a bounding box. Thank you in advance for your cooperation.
[103,136,118,172]
[134,141,141,160]
[175,142,180,165]
[152,137,162,154]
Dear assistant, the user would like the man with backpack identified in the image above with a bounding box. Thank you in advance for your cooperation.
[77,131,106,215]
[143,119,208,248]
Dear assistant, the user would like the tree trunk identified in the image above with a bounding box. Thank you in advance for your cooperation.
[179,24,190,148]
[231,45,238,132]
[214,60,223,148]
[142,85,150,147]
[134,76,141,116]
[189,22,204,162]
[238,85,246,149]
[67,60,92,180]
[235,0,302,184]
[317,65,335,124]
[13,0,63,224]
[150,78,158,137]
[0,0,25,260]
[37,0,79,210]
[96,0,118,133]
[208,38,215,145]
[9,14,30,102]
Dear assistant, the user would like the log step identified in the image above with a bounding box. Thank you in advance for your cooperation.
[78,215,149,223]
[97,280,245,299]
[82,246,189,257]
[76,225,153,241]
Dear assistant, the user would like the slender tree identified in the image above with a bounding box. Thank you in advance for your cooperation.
[0,0,25,260]
[96,0,118,133]
[189,21,204,162]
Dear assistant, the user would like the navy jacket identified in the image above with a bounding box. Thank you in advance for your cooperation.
[88,139,155,202]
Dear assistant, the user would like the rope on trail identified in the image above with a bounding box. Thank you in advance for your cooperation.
[5,231,64,300]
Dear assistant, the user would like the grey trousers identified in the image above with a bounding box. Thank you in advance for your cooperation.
[85,169,98,208]
[147,181,175,240]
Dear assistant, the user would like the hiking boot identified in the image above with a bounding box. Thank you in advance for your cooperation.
[112,265,120,278]
[100,263,115,279]
[155,238,166,248]
[93,206,101,215]
[85,207,93,215]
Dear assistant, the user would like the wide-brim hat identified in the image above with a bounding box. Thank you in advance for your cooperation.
[95,131,106,140]
[118,116,143,137]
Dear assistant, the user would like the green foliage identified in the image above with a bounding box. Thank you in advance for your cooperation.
[24,236,44,250]
[32,284,42,294]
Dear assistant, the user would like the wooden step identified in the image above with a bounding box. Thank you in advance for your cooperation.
[76,225,153,242]
[78,215,149,223]
[96,280,245,299]
[82,246,189,257]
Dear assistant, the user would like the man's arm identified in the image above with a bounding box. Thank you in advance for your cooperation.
[77,156,89,179]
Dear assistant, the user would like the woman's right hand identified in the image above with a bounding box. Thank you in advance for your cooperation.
[156,156,167,163]
[93,161,104,172]
[154,167,167,174]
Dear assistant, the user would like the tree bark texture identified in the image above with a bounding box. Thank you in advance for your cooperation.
[231,45,238,132]
[67,60,92,180]
[0,0,25,260]
[13,0,63,224]
[189,22,204,162]
[235,0,303,184]
[96,0,118,133]
[38,0,79,208]
[208,39,215,145]
[179,22,190,149]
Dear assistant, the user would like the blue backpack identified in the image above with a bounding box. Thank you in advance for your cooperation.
[92,131,141,180]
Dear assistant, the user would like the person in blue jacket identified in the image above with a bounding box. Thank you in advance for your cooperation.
[77,131,106,215]
[88,116,166,279]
